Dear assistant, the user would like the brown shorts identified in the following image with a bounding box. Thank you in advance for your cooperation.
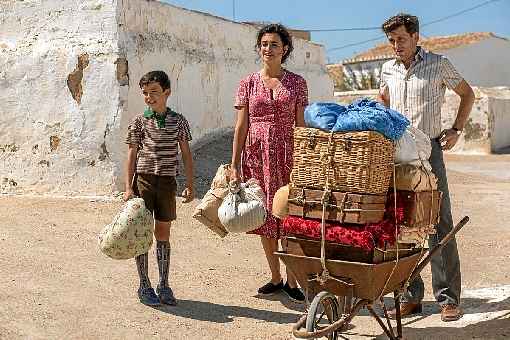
[136,173,177,222]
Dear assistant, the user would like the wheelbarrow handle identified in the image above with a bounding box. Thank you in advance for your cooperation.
[408,216,469,282]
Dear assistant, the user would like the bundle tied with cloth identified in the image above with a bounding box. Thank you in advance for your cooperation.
[193,164,267,236]
[192,164,231,237]
[98,198,154,260]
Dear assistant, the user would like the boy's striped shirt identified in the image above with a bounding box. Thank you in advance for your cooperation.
[125,109,192,177]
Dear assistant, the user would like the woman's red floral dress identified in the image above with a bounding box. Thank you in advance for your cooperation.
[235,70,308,239]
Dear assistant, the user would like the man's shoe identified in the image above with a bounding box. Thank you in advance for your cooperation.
[137,287,161,306]
[388,302,422,319]
[441,304,462,322]
[282,282,305,302]
[258,280,283,295]
[157,285,177,306]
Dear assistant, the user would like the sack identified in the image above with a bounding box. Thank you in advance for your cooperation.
[98,198,154,260]
[192,164,231,238]
[193,188,229,237]
[391,164,438,192]
[218,179,267,233]
[272,185,290,219]
[394,127,431,164]
[287,187,386,224]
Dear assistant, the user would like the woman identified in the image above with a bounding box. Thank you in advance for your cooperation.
[231,23,308,302]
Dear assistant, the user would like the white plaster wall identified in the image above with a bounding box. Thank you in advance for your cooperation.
[117,0,333,143]
[441,89,492,154]
[0,0,121,195]
[343,60,384,90]
[489,97,510,152]
[115,0,333,189]
[1,0,333,195]
[443,38,510,87]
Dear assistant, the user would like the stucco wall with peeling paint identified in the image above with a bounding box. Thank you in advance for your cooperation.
[0,0,121,195]
[0,0,333,195]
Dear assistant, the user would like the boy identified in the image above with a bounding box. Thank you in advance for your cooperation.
[124,70,194,306]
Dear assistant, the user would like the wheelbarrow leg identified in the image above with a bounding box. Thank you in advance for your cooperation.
[380,297,395,337]
[394,291,402,339]
[367,304,397,340]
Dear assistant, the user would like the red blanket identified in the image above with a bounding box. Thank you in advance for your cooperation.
[282,216,399,251]
[385,191,409,225]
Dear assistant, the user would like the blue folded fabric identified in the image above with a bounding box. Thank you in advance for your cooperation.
[304,102,345,131]
[304,98,409,141]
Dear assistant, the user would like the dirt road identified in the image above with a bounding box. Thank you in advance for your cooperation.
[1,140,509,339]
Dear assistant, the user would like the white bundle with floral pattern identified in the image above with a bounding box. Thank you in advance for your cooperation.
[98,198,154,260]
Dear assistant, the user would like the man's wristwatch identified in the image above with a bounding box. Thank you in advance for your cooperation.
[452,127,462,135]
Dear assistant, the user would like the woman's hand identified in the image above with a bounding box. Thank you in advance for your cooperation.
[230,166,241,184]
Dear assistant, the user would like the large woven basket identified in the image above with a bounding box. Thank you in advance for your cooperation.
[291,127,394,194]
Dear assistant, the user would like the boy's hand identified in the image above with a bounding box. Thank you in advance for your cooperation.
[123,188,135,202]
[181,186,194,203]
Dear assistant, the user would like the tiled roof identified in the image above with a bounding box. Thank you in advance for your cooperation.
[343,32,500,64]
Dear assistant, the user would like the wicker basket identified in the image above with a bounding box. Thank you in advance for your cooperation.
[291,127,394,194]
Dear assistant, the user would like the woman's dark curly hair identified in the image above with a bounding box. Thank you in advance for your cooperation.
[255,23,294,63]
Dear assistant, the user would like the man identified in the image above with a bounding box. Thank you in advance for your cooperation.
[378,13,475,322]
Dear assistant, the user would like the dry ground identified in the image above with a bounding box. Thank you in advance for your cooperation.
[1,132,509,339]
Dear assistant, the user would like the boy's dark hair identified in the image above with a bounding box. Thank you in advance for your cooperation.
[139,70,171,90]
[382,13,419,35]
[255,23,294,63]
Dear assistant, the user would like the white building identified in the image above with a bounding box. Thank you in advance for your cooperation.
[336,32,510,90]
[0,0,333,195]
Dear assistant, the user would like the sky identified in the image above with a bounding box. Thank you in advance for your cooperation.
[161,0,510,64]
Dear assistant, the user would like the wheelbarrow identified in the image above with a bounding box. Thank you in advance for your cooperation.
[276,216,470,340]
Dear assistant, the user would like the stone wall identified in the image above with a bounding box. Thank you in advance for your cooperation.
[0,0,333,195]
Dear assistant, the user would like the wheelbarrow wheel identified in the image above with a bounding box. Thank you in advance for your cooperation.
[306,291,340,340]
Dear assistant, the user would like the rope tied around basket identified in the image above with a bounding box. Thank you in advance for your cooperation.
[316,188,332,285]
[314,131,338,285]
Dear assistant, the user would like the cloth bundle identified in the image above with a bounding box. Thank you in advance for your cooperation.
[304,98,409,140]
[218,179,267,233]
[98,198,154,260]
[192,164,231,237]
[394,126,432,164]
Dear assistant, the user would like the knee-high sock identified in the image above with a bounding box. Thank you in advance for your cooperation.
[156,240,170,288]
[135,253,151,289]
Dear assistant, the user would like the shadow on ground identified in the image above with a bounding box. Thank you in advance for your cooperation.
[344,296,510,339]
[493,146,510,155]
[376,315,510,339]
[152,299,300,325]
